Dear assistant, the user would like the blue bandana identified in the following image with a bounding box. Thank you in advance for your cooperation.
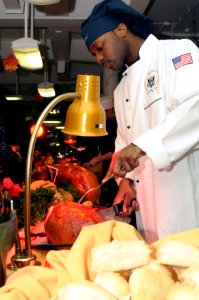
[81,0,153,49]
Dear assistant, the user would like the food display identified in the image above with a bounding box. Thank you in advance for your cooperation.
[7,151,199,300]
[52,238,199,300]
[1,217,199,300]
[14,163,102,229]
[31,150,101,204]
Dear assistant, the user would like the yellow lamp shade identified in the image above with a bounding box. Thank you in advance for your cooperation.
[63,74,108,137]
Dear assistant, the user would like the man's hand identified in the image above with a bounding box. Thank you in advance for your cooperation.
[102,143,145,182]
[113,178,138,216]
[85,156,100,167]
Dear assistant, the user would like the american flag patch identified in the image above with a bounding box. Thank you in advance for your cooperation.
[172,53,193,70]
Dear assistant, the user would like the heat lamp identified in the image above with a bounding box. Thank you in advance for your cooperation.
[10,74,107,269]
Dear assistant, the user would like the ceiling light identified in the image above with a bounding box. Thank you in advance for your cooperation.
[11,2,43,70]
[12,37,43,70]
[23,0,60,4]
[38,82,56,98]
[5,95,23,101]
[43,120,62,124]
[55,126,64,130]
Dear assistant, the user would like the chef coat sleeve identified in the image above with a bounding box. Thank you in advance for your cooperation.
[115,119,135,183]
[133,39,199,170]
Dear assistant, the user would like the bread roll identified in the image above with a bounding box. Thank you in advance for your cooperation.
[156,240,199,267]
[91,240,151,273]
[179,267,199,288]
[141,258,174,278]
[129,268,175,300]
[94,271,130,299]
[166,283,199,300]
[55,280,117,300]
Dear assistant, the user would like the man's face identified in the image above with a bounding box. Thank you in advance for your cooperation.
[89,31,127,71]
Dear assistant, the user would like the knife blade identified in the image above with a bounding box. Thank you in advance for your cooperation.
[98,202,123,218]
[98,202,131,223]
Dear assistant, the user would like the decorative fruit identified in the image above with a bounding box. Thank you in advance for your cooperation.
[83,201,93,207]
[58,188,74,202]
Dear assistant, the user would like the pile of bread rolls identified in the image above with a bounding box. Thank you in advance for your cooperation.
[53,239,199,300]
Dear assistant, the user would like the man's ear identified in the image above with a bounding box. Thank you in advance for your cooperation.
[114,23,128,38]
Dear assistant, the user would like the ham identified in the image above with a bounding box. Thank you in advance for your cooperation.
[44,201,104,244]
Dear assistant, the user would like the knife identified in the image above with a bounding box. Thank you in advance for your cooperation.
[98,202,131,223]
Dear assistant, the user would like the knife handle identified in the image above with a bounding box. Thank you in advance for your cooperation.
[113,202,124,216]
[113,198,137,216]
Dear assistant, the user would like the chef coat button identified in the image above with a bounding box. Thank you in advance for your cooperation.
[136,180,139,183]
[124,73,127,76]
[127,125,130,129]
[126,99,129,102]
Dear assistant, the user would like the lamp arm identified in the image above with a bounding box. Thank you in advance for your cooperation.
[24,92,81,258]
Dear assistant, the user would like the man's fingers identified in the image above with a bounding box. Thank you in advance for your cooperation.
[132,199,139,211]
[101,172,114,183]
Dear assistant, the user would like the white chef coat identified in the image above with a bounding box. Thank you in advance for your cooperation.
[114,34,199,243]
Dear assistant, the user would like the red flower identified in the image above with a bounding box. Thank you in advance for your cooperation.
[2,178,14,190]
[2,54,19,72]
[9,184,22,197]
[2,178,22,197]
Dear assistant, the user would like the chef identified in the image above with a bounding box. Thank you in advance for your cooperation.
[81,0,199,243]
